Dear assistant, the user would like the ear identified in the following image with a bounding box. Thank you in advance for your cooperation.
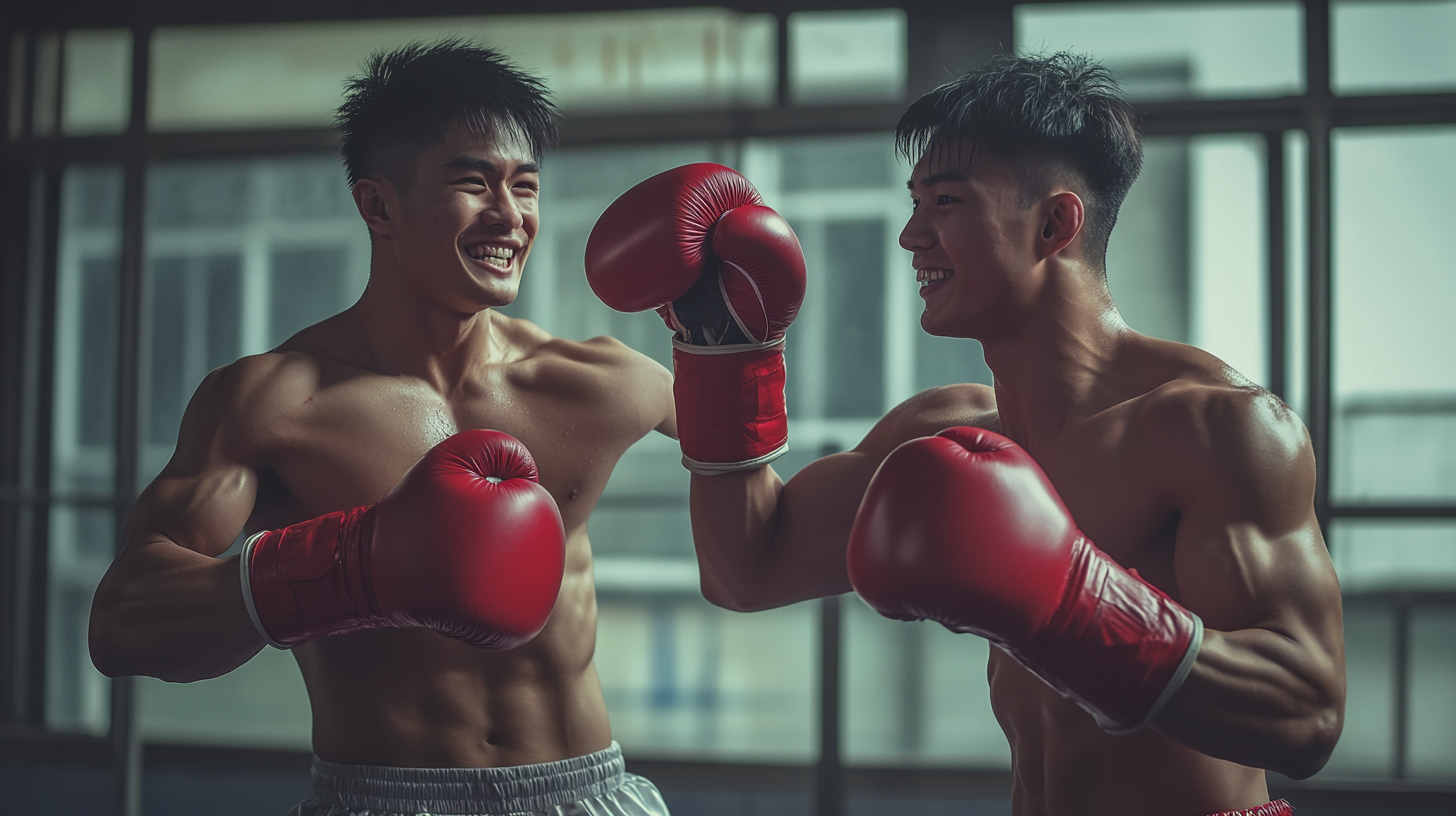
[352,178,399,239]
[1036,191,1085,260]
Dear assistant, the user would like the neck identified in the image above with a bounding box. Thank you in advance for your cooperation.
[981,266,1132,451]
[351,258,509,392]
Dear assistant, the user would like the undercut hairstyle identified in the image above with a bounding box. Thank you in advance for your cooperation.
[336,38,558,192]
[896,52,1142,271]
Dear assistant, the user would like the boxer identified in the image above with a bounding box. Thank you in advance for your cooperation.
[587,53,1344,815]
[89,41,676,815]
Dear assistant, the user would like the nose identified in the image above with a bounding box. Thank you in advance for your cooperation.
[899,206,934,253]
[482,183,524,231]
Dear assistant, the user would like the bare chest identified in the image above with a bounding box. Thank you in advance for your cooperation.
[248,373,633,535]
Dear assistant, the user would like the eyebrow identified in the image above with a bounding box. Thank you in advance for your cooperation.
[441,156,541,176]
[906,169,970,191]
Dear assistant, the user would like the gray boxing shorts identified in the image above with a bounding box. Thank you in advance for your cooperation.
[288,741,669,816]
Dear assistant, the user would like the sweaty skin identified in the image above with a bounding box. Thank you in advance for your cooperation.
[689,148,1344,815]
[89,124,675,768]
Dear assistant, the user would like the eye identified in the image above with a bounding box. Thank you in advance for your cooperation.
[937,194,957,205]
[910,196,920,211]
[514,179,540,194]
[453,176,487,188]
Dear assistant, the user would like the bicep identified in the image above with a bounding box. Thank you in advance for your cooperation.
[120,371,263,559]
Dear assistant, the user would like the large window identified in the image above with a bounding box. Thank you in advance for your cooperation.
[5,3,1456,815]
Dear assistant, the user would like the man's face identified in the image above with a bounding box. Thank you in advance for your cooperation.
[899,146,1043,341]
[383,122,540,312]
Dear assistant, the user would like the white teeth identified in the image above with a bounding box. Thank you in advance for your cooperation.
[916,268,950,285]
[467,244,515,263]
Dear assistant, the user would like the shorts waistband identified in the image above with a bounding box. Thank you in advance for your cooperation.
[1208,800,1293,816]
[309,742,625,814]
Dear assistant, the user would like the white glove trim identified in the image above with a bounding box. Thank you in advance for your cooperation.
[239,531,290,650]
[1106,611,1204,735]
[717,259,768,345]
[671,337,784,356]
[682,441,790,476]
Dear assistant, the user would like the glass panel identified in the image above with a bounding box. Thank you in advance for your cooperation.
[149,11,775,131]
[1014,2,1304,101]
[789,9,907,104]
[45,505,117,733]
[52,164,124,496]
[1333,0,1456,95]
[740,134,908,449]
[138,157,369,485]
[844,598,1010,767]
[1318,599,1394,778]
[1409,606,1456,780]
[61,29,131,136]
[1332,520,1456,593]
[596,593,816,761]
[1106,135,1270,388]
[1332,126,1456,504]
[47,163,125,734]
[136,647,311,748]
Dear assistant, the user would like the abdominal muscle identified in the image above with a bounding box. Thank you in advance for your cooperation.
[293,530,612,769]
[991,652,1268,816]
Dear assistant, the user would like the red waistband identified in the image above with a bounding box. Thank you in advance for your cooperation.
[1208,800,1292,816]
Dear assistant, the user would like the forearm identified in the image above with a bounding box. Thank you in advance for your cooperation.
[90,543,265,682]
[1154,627,1343,778]
[689,468,786,610]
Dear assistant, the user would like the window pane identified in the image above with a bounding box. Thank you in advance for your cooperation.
[139,157,368,484]
[150,11,775,131]
[47,164,126,734]
[1334,0,1456,95]
[1015,2,1304,101]
[46,505,116,734]
[789,9,906,104]
[53,164,124,496]
[1318,599,1395,778]
[1332,126,1456,504]
[1108,135,1270,388]
[137,646,311,748]
[1332,520,1456,593]
[1410,607,1456,780]
[844,599,1009,767]
[61,28,131,136]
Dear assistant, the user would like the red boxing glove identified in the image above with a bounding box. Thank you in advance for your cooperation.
[585,163,807,474]
[847,428,1203,733]
[241,430,566,651]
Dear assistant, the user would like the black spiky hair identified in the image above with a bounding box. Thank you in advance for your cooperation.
[336,38,558,191]
[896,52,1142,270]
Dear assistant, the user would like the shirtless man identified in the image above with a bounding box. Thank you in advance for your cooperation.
[585,53,1345,815]
[88,41,675,815]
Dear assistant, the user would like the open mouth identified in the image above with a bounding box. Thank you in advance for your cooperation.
[463,242,517,272]
[917,268,953,297]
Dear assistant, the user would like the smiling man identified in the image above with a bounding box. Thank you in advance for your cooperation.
[592,53,1345,815]
[89,41,674,816]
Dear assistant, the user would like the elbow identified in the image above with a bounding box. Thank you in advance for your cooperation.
[87,608,129,679]
[700,575,776,613]
[1272,705,1344,780]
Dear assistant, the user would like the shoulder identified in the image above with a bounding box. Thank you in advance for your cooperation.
[1140,375,1313,521]
[857,383,999,456]
[181,350,326,463]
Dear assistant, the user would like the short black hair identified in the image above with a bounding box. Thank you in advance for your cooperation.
[336,38,558,192]
[896,52,1141,270]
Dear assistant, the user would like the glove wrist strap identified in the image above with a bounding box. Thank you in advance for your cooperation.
[240,505,381,649]
[672,341,789,475]
[1012,535,1203,734]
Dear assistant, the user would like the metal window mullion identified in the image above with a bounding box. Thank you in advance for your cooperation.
[816,593,843,816]
[1264,132,1287,402]
[110,17,150,816]
[1304,0,1333,533]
